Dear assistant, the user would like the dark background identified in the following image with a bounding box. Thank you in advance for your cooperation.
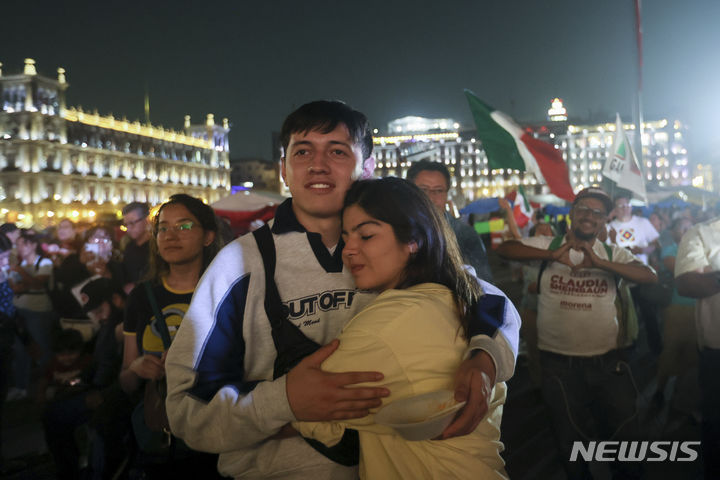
[3,0,719,161]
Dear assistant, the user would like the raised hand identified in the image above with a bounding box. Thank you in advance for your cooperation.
[572,243,603,271]
[549,241,575,269]
[286,339,390,421]
[609,227,618,244]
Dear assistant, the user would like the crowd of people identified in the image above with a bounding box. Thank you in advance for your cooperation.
[0,197,232,478]
[0,98,718,480]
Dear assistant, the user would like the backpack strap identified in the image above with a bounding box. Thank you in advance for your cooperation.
[251,224,360,467]
[536,235,565,294]
[143,281,172,351]
[251,224,289,351]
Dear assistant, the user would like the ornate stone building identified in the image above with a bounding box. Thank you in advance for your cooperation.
[0,59,231,226]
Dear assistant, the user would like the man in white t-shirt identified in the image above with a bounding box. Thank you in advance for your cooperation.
[609,194,663,354]
[498,187,657,479]
[609,195,660,265]
[675,216,720,478]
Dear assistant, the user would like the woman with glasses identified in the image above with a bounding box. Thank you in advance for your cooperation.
[119,194,224,478]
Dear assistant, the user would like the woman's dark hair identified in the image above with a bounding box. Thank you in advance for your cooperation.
[0,223,18,235]
[343,177,482,339]
[147,194,224,283]
[18,229,44,255]
[0,233,12,253]
[84,225,116,246]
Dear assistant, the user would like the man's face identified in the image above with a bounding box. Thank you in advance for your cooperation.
[570,197,608,241]
[412,170,449,212]
[281,124,367,225]
[123,209,149,242]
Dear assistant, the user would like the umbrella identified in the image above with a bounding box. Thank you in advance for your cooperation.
[459,198,500,215]
[212,190,286,237]
[544,205,571,216]
[211,190,283,212]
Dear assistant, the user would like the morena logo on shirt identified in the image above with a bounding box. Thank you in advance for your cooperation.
[284,290,356,320]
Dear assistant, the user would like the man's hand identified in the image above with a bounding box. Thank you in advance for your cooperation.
[574,244,605,271]
[442,350,496,439]
[286,339,390,421]
[609,227,618,244]
[549,241,575,269]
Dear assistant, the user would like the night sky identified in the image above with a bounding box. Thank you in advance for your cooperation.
[3,0,719,162]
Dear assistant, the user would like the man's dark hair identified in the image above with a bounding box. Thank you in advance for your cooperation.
[280,100,373,160]
[613,189,633,204]
[406,160,451,190]
[122,202,149,218]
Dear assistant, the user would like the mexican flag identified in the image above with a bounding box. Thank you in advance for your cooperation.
[464,90,575,203]
[602,113,647,202]
[511,185,533,228]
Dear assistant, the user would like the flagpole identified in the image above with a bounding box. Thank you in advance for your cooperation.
[634,0,645,193]
[144,81,151,124]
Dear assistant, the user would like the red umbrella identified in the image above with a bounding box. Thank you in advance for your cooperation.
[212,191,284,237]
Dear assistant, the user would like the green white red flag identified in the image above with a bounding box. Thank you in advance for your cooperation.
[464,90,575,202]
[513,185,533,228]
[602,114,647,202]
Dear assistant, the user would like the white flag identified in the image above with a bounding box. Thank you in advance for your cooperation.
[603,114,647,201]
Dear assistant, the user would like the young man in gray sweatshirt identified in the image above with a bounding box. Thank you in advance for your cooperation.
[166,100,520,479]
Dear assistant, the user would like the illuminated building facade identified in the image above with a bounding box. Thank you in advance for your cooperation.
[373,99,691,205]
[373,126,541,205]
[0,59,231,227]
[528,100,691,193]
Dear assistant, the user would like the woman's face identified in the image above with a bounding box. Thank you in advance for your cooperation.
[341,205,412,292]
[155,203,213,266]
[86,229,113,260]
[88,229,111,243]
[57,220,76,242]
[17,237,36,260]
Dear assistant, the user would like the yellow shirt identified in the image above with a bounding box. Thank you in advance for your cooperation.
[294,283,507,480]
